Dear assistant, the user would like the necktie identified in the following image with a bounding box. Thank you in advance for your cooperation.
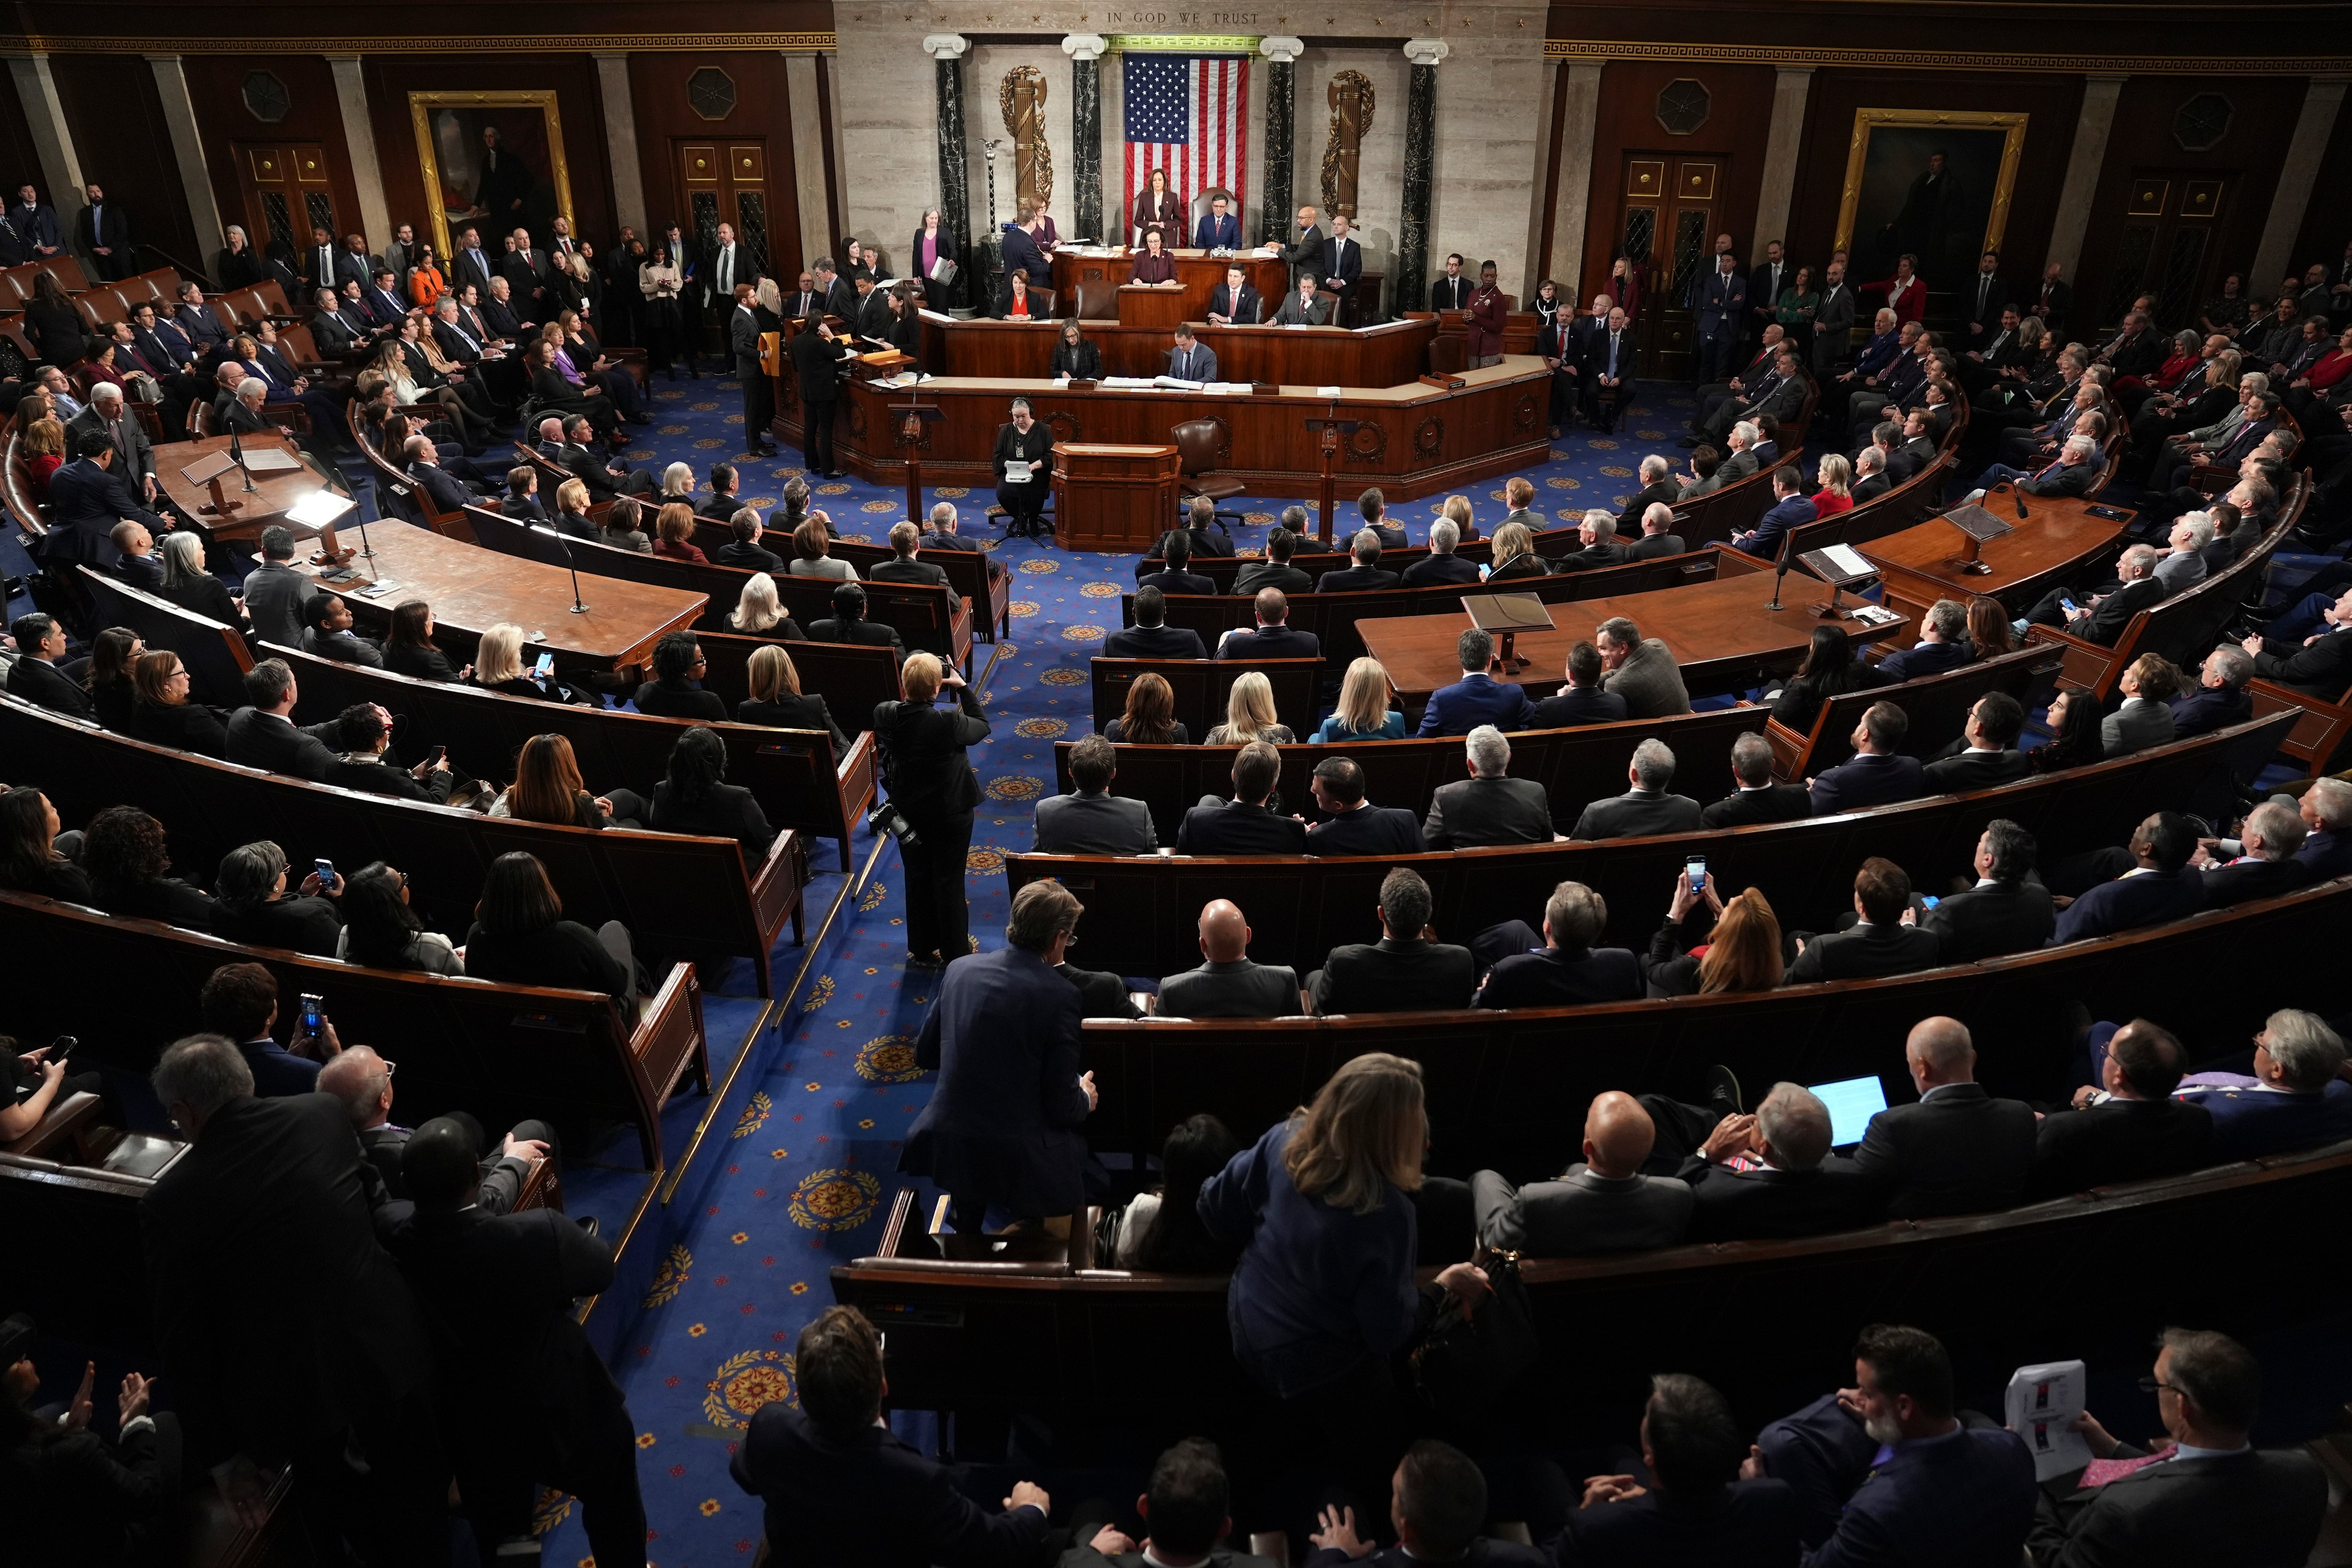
[719,248,732,293]
[2034,460,2060,481]
[1610,333,1621,375]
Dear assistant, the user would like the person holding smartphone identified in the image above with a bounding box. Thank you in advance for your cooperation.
[197,960,343,1098]
[332,703,458,804]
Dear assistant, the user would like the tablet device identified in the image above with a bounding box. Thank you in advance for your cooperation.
[1809,1075,1889,1148]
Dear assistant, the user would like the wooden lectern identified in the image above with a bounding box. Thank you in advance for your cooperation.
[1051,442,1179,551]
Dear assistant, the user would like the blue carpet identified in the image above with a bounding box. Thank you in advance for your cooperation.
[523,374,1697,1564]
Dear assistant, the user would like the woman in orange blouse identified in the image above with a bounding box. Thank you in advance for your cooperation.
[407,246,446,308]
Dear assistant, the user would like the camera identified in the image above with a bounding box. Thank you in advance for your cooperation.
[868,799,922,850]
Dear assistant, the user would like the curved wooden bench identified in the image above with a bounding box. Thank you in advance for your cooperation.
[1764,640,2059,782]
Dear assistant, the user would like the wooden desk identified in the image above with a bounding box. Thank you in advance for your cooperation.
[1117,285,1188,331]
[1862,486,2136,627]
[287,522,707,669]
[789,358,1552,504]
[157,433,324,543]
[1356,557,1913,708]
[918,312,1435,385]
[1054,443,1179,551]
[1051,249,1288,325]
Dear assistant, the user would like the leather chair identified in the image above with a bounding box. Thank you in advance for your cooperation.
[1073,280,1119,322]
[1171,419,1244,533]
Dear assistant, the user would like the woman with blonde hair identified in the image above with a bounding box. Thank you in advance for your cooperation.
[552,476,595,539]
[1204,670,1292,745]
[1312,657,1405,741]
[660,462,695,502]
[652,501,708,563]
[466,622,566,702]
[729,572,790,633]
[736,642,848,751]
[1440,493,1478,542]
[1812,453,1854,517]
[1199,1049,1488,1433]
[790,516,858,580]
[1487,518,1549,581]
[1105,672,1184,744]
[1647,876,1785,997]
[492,732,646,829]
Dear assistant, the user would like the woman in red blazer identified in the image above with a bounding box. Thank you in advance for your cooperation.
[1859,253,1927,327]
[1130,228,1178,285]
[1132,167,1183,247]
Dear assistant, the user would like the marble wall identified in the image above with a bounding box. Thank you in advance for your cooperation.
[828,0,1553,307]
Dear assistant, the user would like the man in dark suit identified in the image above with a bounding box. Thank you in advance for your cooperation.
[1206,263,1263,327]
[500,229,551,323]
[1307,868,1475,1014]
[1849,446,1894,504]
[1315,528,1400,592]
[1699,732,1812,828]
[2031,1330,2328,1568]
[1571,738,1702,840]
[1921,692,2034,794]
[2201,802,2313,908]
[4,613,95,719]
[1417,628,1537,736]
[1961,250,2010,347]
[1066,1440,1280,1568]
[734,1305,1057,1562]
[1553,509,1631,572]
[1854,1018,2038,1217]
[73,181,132,277]
[2048,812,2207,945]
[1160,497,1238,561]
[903,879,1096,1226]
[1304,756,1425,857]
[1661,1082,1876,1242]
[1581,305,1637,429]
[2170,644,2257,736]
[1729,463,1816,560]
[2241,585,2352,697]
[1622,501,1686,562]
[2025,541,2169,642]
[1875,598,1974,682]
[2178,1009,2352,1161]
[1786,858,1945,984]
[1758,1325,2035,1565]
[389,1118,643,1566]
[39,434,169,566]
[68,384,156,500]
[1559,1377,1805,1564]
[1177,743,1308,856]
[1921,818,2055,962]
[1165,324,1218,384]
[1747,242,1788,348]
[225,659,353,782]
[140,1036,445,1561]
[1278,205,1327,291]
[556,414,655,499]
[787,318,853,478]
[1693,251,1746,381]
[1472,879,1644,1008]
[807,582,906,658]
[1105,586,1208,659]
[300,591,385,669]
[1036,735,1158,857]
[1217,589,1321,661]
[1400,518,1483,587]
[1192,192,1242,252]
[1471,1091,1692,1254]
[1618,456,1681,529]
[1809,702,1927,815]
[1424,724,1555,848]
[1353,487,1409,550]
[1136,534,1216,600]
[403,437,481,514]
[2029,1019,2214,1199]
[997,217,1050,288]
[1319,212,1364,316]
[1305,1441,1551,1567]
[478,276,529,343]
[717,510,790,573]
[1532,640,1630,729]
[2029,261,2072,341]
[1429,252,1475,313]
[1230,524,1313,597]
[1158,899,1302,1018]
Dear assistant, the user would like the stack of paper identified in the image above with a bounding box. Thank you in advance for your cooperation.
[2004,1361,2093,1480]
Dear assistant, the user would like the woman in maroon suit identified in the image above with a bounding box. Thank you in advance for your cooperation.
[1131,228,1178,285]
[1132,167,1183,247]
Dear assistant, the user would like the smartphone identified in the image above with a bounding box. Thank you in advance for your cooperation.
[1685,855,1707,893]
[314,857,335,886]
[424,744,447,767]
[533,651,556,679]
[1921,894,1941,910]
[299,992,324,1033]
[2058,597,2078,613]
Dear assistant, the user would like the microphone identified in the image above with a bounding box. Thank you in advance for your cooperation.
[551,530,590,615]
[2014,484,2029,520]
[1767,527,1795,611]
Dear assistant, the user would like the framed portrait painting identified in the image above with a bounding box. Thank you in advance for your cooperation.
[1835,110,2028,292]
[408,90,577,260]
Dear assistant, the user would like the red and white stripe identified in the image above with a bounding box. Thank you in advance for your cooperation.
[1123,56,1250,239]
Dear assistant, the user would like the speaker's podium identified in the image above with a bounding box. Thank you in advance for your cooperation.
[1052,442,1180,551]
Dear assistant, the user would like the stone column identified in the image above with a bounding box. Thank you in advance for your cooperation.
[144,55,227,264]
[1546,62,1603,294]
[592,53,649,239]
[1395,40,1449,328]
[2045,74,2127,283]
[323,56,393,249]
[3,53,86,244]
[1259,37,1302,248]
[925,34,974,308]
[1753,67,1815,253]
[783,52,832,274]
[2251,77,2350,289]
[1063,34,1106,244]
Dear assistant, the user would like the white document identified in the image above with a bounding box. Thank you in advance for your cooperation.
[1820,542,1875,579]
[1153,375,1206,390]
[1003,461,1032,483]
[2005,1361,2093,1480]
[1103,375,1157,389]
[1317,385,1343,398]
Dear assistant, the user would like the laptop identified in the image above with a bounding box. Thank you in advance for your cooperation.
[1808,1075,1889,1148]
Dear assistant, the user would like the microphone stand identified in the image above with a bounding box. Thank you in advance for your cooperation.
[1766,529,1795,611]
[228,427,258,493]
[554,533,589,615]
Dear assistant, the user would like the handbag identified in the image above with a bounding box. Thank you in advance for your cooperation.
[1409,1247,1538,1423]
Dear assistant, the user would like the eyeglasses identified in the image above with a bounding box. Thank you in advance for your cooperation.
[2136,1376,2178,1395]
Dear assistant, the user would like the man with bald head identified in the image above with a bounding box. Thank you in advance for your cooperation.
[1468,1090,1694,1255]
[1156,899,1302,1018]
[317,1046,551,1215]
[1851,1017,2037,1218]
[1655,1081,1876,1241]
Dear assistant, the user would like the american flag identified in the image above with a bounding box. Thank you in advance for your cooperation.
[1123,55,1249,241]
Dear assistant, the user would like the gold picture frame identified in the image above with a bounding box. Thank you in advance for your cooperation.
[408,89,577,261]
[1833,108,2028,281]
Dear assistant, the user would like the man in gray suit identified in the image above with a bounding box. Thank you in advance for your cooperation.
[1423,726,1557,849]
[240,525,311,649]
[1570,738,1703,840]
[1713,422,1763,486]
[1157,899,1301,1018]
[1470,1091,1694,1255]
[1622,501,1686,561]
[67,382,155,502]
[1596,615,1692,718]
[1272,276,1333,326]
[1034,735,1158,857]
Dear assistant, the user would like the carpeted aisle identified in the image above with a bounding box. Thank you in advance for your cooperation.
[526,373,1699,1565]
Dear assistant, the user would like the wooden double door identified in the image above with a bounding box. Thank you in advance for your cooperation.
[234,143,341,249]
[2097,169,2233,336]
[1611,152,1727,381]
